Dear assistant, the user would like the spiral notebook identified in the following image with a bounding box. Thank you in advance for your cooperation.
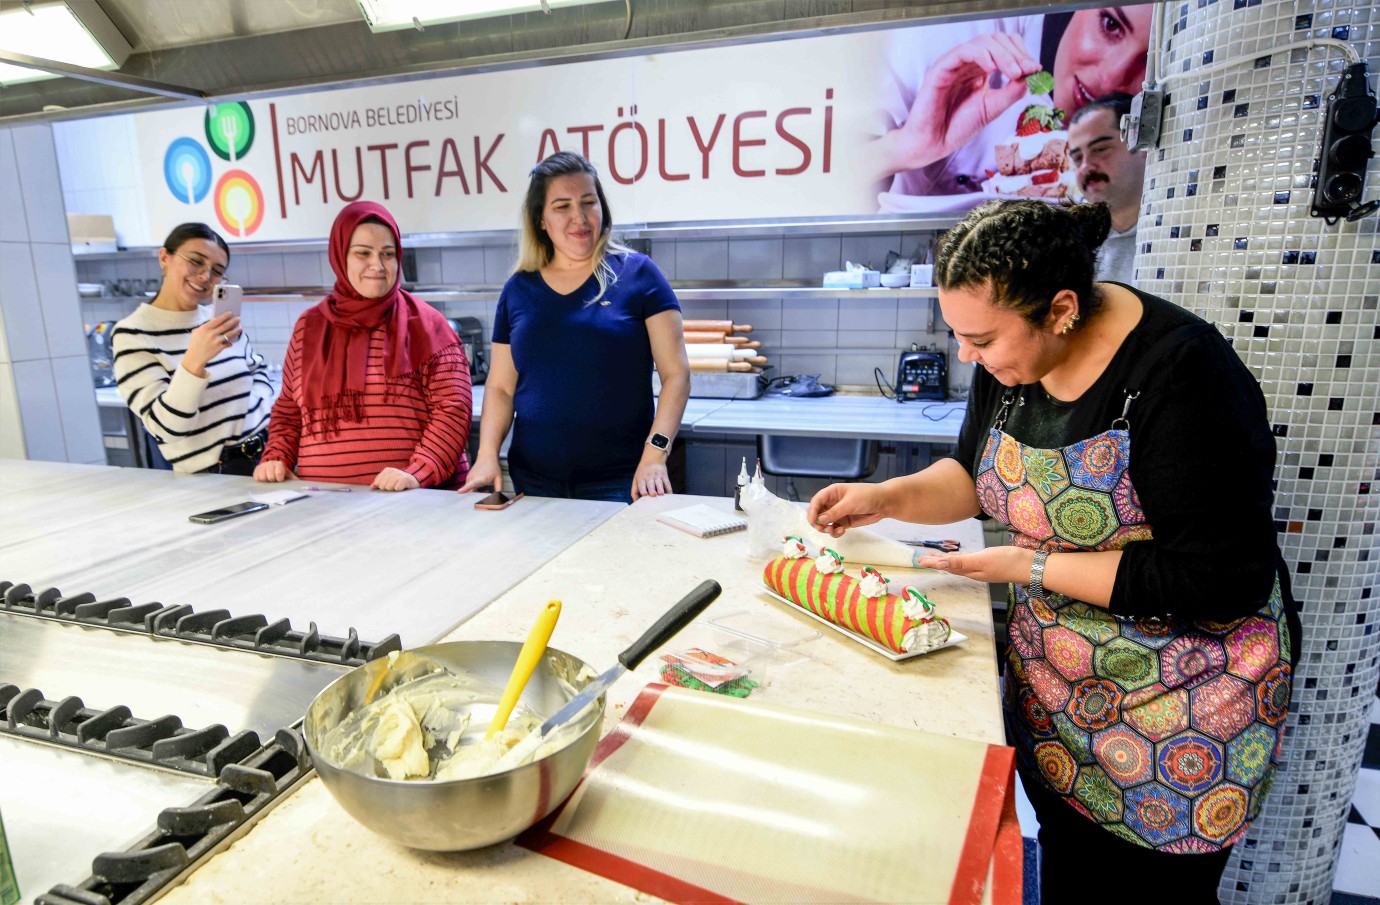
[657,504,748,538]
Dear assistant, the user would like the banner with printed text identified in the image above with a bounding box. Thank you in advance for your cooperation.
[53,8,1150,246]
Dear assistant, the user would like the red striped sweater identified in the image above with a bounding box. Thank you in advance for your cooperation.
[261,321,472,488]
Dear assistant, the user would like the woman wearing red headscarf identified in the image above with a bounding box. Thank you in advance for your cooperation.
[254,201,472,490]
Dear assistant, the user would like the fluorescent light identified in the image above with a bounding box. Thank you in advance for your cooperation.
[357,0,603,33]
[0,1,130,86]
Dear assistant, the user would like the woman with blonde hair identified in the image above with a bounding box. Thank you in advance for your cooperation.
[460,151,689,502]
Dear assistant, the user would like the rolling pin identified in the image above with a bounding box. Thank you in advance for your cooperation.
[684,345,765,360]
[683,332,756,346]
[689,359,756,372]
[683,320,753,334]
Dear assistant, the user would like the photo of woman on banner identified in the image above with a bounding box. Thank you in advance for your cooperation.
[254,200,473,490]
[872,8,1151,213]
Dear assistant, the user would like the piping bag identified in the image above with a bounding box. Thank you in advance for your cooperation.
[494,579,721,770]
[740,481,923,569]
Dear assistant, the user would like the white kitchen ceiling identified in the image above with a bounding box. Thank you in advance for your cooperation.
[0,0,1105,121]
[96,0,362,52]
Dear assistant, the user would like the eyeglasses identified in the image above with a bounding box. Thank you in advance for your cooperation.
[170,250,228,281]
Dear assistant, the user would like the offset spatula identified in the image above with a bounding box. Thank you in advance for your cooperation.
[538,579,722,738]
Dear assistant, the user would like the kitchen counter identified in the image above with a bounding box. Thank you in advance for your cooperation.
[95,383,964,444]
[155,493,1001,904]
[0,460,620,645]
[689,394,967,442]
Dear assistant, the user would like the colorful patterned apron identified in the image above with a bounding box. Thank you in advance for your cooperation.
[982,387,1292,853]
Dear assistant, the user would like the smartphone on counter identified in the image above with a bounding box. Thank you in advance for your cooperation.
[211,283,243,320]
[189,500,269,524]
[474,490,523,511]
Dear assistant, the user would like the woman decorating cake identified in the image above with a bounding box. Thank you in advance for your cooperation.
[807,200,1299,903]
[459,151,690,503]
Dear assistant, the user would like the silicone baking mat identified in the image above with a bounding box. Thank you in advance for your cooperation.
[521,685,1020,904]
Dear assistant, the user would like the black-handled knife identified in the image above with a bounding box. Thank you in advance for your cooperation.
[537,579,722,737]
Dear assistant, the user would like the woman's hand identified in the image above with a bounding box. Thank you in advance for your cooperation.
[631,456,672,500]
[184,313,242,377]
[253,460,293,483]
[373,467,420,492]
[458,458,503,494]
[880,32,1040,176]
[806,483,892,538]
[915,545,1035,585]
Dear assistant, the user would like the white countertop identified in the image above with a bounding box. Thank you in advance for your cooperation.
[154,494,1001,905]
[0,460,619,645]
[97,382,965,443]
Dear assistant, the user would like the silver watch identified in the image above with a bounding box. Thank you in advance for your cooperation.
[1028,550,1050,601]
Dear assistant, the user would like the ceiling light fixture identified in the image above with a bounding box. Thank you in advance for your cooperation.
[0,0,130,86]
[356,0,602,34]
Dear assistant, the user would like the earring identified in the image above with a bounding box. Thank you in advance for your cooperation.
[1061,313,1080,335]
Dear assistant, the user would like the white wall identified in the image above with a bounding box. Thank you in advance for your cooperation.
[0,124,105,465]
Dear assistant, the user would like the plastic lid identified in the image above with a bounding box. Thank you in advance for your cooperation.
[707,610,821,651]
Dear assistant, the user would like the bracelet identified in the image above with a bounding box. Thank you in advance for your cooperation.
[1028,550,1050,601]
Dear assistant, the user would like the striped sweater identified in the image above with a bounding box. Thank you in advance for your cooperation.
[261,319,472,488]
[112,303,274,473]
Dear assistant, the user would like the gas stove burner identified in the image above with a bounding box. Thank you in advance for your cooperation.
[1,685,264,778]
[30,724,310,905]
[0,580,402,668]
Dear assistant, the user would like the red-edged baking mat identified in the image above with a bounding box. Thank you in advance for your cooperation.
[520,684,1020,904]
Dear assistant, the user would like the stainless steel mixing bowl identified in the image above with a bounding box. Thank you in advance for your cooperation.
[302,640,604,851]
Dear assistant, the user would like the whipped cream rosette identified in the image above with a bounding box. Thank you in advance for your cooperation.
[763,546,953,654]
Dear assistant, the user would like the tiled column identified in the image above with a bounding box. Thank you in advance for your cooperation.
[0,124,104,464]
[1136,2,1380,901]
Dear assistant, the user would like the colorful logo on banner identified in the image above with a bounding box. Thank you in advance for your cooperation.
[163,137,212,205]
[205,102,255,162]
[162,103,265,236]
[214,170,265,238]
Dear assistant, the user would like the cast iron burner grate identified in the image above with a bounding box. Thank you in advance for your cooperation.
[33,721,311,905]
[0,580,402,666]
[1,685,266,779]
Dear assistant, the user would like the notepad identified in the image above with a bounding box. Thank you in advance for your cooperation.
[657,504,748,538]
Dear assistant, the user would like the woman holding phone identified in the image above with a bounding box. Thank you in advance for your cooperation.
[254,201,472,490]
[111,222,273,474]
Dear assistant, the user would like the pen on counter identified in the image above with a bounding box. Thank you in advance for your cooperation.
[305,485,352,492]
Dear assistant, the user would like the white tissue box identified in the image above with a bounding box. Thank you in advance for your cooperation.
[823,269,881,289]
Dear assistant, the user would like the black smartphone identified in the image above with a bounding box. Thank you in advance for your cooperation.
[189,501,270,524]
[474,490,523,511]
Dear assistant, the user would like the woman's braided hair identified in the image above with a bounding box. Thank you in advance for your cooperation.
[933,200,1112,329]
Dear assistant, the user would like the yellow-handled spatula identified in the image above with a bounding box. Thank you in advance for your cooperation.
[486,599,563,739]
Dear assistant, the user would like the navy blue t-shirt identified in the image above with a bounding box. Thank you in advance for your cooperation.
[493,251,680,482]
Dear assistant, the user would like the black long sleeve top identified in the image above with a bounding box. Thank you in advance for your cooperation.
[953,285,1293,624]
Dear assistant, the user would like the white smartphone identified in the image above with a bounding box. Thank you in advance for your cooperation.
[189,500,268,524]
[211,283,243,320]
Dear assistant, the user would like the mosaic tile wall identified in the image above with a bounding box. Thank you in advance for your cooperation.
[1136,1,1380,901]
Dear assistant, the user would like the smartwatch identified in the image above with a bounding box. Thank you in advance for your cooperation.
[647,432,671,451]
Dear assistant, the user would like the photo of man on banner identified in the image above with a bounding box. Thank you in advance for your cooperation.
[872,8,1152,213]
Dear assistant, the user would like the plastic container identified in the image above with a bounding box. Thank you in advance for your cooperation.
[704,610,821,686]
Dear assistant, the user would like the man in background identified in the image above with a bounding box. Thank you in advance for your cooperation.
[1067,92,1147,283]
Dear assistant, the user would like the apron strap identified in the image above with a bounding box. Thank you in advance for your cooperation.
[1113,322,1217,429]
